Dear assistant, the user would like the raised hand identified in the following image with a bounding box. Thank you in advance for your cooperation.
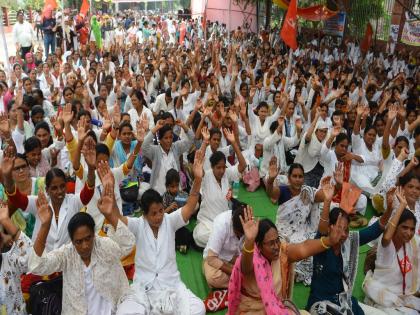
[229,110,238,123]
[102,112,112,131]
[223,128,235,144]
[278,116,285,129]
[112,104,121,127]
[51,114,64,136]
[0,201,10,222]
[77,116,89,142]
[397,147,409,162]
[331,126,341,138]
[135,124,146,143]
[386,187,396,211]
[2,145,16,177]
[395,186,407,206]
[356,104,365,117]
[97,182,115,216]
[333,162,344,185]
[295,117,303,131]
[387,104,398,121]
[201,126,210,142]
[239,206,259,242]
[97,160,115,188]
[408,156,419,168]
[81,137,97,169]
[268,156,279,181]
[140,113,149,132]
[193,148,205,180]
[36,190,53,226]
[249,87,256,99]
[320,176,334,201]
[62,103,74,125]
[0,112,10,137]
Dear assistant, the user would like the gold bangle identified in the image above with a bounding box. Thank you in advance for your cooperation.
[86,182,95,190]
[320,217,329,223]
[389,221,397,228]
[242,244,254,254]
[6,185,17,196]
[320,236,330,249]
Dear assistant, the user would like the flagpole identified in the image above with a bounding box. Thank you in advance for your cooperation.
[204,0,208,44]
[62,0,67,52]
[228,0,231,43]
[284,48,293,91]
[0,9,10,71]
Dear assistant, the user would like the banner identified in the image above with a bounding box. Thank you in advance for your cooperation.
[324,12,346,37]
[401,13,420,46]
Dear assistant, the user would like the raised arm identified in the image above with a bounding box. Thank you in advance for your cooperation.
[287,213,346,262]
[266,156,280,202]
[0,201,20,243]
[318,176,335,235]
[29,190,65,275]
[181,149,204,222]
[381,187,407,247]
[80,137,97,191]
[124,121,145,173]
[239,206,259,275]
[305,108,320,142]
[224,128,246,173]
[33,190,53,257]
[353,104,365,136]
[382,105,397,156]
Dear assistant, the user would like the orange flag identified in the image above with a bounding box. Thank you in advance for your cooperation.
[280,0,298,50]
[80,0,90,17]
[360,23,373,54]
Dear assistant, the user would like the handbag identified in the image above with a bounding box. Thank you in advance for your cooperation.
[28,275,63,315]
[120,181,139,203]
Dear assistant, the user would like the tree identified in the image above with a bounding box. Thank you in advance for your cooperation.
[346,0,385,38]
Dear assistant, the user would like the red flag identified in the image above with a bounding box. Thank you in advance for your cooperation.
[80,0,90,17]
[360,23,373,53]
[280,0,298,50]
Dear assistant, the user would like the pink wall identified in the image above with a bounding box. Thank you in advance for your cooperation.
[191,0,258,32]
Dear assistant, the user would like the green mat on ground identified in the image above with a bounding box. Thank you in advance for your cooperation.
[176,184,376,314]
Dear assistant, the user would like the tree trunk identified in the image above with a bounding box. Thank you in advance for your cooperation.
[265,0,272,29]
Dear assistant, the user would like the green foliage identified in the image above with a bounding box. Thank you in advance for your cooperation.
[24,0,43,10]
[347,0,385,38]
[0,0,20,10]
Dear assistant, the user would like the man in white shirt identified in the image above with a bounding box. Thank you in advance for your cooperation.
[203,204,244,289]
[151,88,174,116]
[13,10,35,59]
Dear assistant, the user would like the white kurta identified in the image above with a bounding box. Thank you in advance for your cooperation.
[124,209,205,315]
[193,166,241,248]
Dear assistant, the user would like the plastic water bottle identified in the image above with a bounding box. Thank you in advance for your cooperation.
[232,181,240,199]
[174,195,188,207]
[258,157,263,170]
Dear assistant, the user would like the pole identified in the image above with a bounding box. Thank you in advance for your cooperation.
[0,9,10,71]
[62,0,67,52]
[228,0,231,43]
[204,0,208,43]
[284,48,293,91]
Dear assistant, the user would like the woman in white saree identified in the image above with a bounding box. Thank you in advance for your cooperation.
[363,188,420,315]
[266,158,340,285]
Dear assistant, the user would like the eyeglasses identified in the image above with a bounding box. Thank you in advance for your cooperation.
[13,164,28,172]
